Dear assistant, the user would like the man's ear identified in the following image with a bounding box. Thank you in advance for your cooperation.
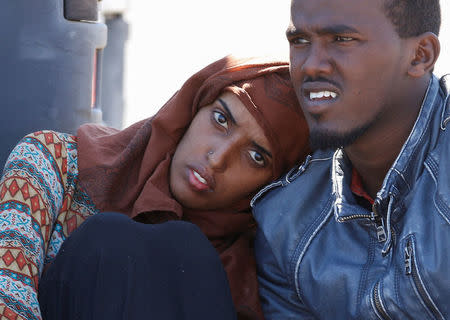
[408,32,440,78]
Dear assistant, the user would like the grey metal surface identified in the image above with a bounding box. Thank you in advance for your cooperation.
[101,14,128,129]
[0,0,107,168]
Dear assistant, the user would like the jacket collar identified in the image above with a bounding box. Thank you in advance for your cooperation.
[333,75,446,220]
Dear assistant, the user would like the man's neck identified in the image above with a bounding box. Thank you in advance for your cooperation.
[344,77,431,199]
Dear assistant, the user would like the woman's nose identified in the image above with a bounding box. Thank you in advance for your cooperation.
[207,142,235,172]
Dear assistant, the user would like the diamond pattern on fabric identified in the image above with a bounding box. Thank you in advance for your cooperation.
[1,185,7,200]
[19,184,29,201]
[53,143,62,159]
[0,131,99,320]
[8,181,19,198]
[2,250,14,267]
[2,305,19,320]
[14,252,26,271]
[29,196,40,214]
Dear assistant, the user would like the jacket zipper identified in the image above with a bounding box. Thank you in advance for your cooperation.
[372,281,391,320]
[374,216,387,243]
[404,238,443,320]
[337,212,388,244]
[337,213,372,222]
[372,201,387,243]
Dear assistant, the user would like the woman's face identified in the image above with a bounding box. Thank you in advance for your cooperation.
[169,91,274,210]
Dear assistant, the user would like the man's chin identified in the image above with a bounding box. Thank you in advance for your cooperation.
[309,127,367,151]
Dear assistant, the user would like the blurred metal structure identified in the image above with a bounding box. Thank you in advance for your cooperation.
[100,0,129,129]
[0,0,107,168]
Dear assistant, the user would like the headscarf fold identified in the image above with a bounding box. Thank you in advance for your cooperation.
[77,55,310,319]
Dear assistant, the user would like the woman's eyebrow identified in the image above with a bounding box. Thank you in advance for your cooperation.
[218,98,237,125]
[252,142,272,159]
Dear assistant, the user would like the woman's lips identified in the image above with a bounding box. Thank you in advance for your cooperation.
[188,168,212,192]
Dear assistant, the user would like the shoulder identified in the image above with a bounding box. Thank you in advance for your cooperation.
[25,130,77,146]
[252,150,335,264]
[3,130,79,186]
[432,77,450,172]
[9,130,77,153]
[432,113,450,211]
[253,150,334,221]
[423,82,450,221]
[6,130,77,166]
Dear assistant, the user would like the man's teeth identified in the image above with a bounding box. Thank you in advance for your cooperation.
[309,91,337,100]
[193,171,207,184]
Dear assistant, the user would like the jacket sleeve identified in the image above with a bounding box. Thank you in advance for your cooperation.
[255,229,316,320]
[0,131,74,320]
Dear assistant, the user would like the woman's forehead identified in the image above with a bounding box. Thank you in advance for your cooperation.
[216,91,272,152]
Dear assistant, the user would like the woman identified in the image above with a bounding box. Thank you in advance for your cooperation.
[0,55,309,320]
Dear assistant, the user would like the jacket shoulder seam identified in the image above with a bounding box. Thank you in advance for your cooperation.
[290,196,335,302]
[423,158,450,225]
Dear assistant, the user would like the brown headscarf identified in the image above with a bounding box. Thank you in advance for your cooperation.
[77,55,309,319]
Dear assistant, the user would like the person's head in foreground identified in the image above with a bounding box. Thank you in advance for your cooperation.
[169,61,310,211]
[287,0,440,151]
[79,55,309,216]
[77,55,310,319]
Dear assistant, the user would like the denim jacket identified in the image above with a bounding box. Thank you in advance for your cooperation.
[252,75,450,320]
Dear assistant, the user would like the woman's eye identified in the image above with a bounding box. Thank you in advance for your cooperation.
[249,150,265,166]
[213,111,228,129]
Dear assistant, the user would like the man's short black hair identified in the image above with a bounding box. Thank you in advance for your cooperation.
[383,0,441,37]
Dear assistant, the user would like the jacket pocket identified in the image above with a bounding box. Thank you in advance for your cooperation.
[403,235,444,320]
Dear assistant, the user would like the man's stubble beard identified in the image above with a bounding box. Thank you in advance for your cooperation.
[309,120,374,151]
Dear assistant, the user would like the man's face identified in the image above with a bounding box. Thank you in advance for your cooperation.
[288,0,411,150]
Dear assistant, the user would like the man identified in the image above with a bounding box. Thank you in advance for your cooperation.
[251,0,449,319]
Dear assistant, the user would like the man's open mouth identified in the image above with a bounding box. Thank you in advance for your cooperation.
[309,90,338,101]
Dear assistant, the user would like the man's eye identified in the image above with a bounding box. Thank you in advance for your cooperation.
[336,36,354,42]
[249,150,265,166]
[213,111,228,129]
[291,37,310,45]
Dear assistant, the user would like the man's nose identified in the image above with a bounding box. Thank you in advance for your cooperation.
[301,43,333,78]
